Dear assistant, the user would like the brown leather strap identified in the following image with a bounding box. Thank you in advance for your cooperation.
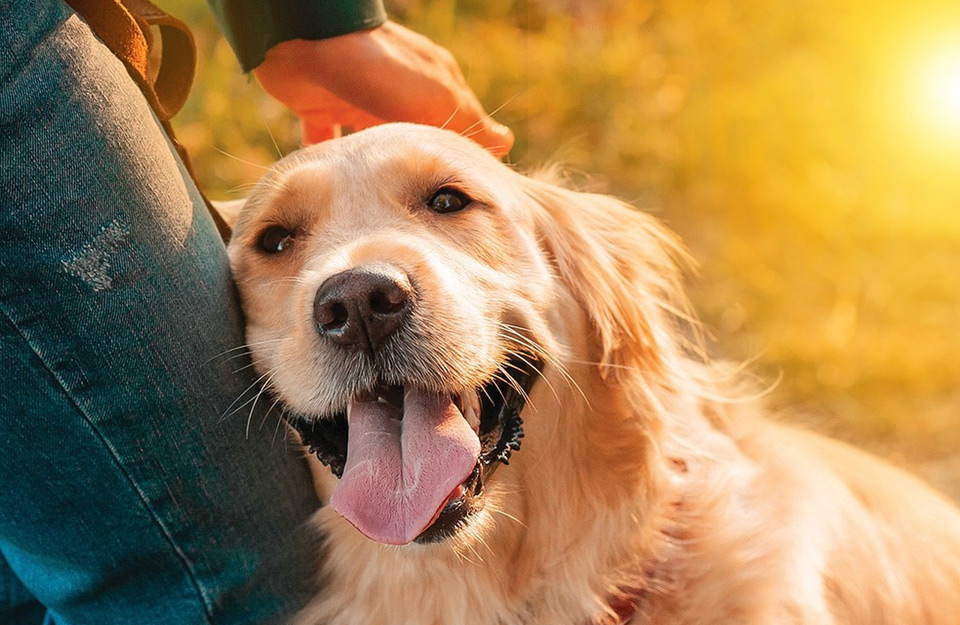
[64,0,149,82]
[65,0,231,242]
[65,0,195,120]
[124,0,197,121]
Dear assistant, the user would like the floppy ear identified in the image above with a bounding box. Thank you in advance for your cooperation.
[210,198,245,230]
[524,175,693,380]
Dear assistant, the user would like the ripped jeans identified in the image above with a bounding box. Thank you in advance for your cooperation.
[0,2,320,624]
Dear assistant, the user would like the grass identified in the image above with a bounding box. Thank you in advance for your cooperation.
[161,0,960,500]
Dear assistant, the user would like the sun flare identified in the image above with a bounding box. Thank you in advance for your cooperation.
[922,48,960,132]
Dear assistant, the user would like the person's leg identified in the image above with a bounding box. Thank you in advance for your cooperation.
[0,2,320,624]
[0,554,46,625]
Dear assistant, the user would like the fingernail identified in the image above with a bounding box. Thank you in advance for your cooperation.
[490,122,515,157]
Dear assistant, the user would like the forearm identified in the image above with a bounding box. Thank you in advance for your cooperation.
[207,0,387,71]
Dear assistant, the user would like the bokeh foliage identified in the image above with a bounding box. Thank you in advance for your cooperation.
[162,0,960,498]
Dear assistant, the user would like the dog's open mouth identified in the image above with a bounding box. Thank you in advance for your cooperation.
[289,354,542,545]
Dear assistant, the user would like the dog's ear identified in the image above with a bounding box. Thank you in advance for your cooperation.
[206,198,247,244]
[524,175,692,379]
[210,198,245,230]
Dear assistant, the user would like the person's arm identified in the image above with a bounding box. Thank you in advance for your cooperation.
[207,0,387,72]
[254,22,514,155]
[208,1,513,156]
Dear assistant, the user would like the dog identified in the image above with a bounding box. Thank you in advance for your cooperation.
[222,123,960,625]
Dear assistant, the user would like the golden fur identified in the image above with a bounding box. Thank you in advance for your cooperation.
[225,123,960,625]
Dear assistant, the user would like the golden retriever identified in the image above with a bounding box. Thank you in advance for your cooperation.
[223,123,960,625]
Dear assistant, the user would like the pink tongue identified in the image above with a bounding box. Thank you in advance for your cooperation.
[329,389,481,545]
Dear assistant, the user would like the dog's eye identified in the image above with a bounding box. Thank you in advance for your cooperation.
[259,226,294,253]
[427,188,471,214]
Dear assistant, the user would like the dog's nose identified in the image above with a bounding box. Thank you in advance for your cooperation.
[313,268,412,352]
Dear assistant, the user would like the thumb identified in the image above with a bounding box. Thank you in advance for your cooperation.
[469,119,515,158]
[301,120,342,144]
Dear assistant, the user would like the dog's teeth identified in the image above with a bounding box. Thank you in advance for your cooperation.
[467,390,481,417]
[464,405,479,431]
[461,390,480,431]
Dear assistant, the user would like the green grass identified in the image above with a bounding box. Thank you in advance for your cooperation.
[161,0,960,499]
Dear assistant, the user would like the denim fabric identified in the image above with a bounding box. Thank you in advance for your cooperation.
[0,2,321,624]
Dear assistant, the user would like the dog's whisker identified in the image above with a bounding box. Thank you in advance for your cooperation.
[271,414,290,448]
[487,485,525,498]
[206,337,290,364]
[232,360,259,374]
[263,274,315,287]
[257,107,286,160]
[494,323,587,405]
[469,523,498,557]
[476,377,499,409]
[495,323,565,372]
[563,357,638,371]
[242,372,276,440]
[459,126,486,141]
[449,544,469,566]
[207,347,251,365]
[495,325,547,357]
[457,93,521,139]
[500,349,558,408]
[220,368,274,423]
[231,176,288,200]
[223,349,275,367]
[541,360,590,407]
[491,508,528,530]
[462,541,486,566]
[227,181,260,195]
[490,366,532,410]
[439,102,463,131]
[496,352,545,401]
[258,393,283,433]
[207,345,252,362]
[270,401,292,447]
[246,372,276,440]
[486,363,522,400]
[212,146,271,171]
[219,373,267,421]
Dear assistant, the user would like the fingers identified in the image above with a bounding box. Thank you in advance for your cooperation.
[473,121,515,159]
[256,25,514,157]
[297,96,386,144]
[301,122,341,144]
[359,22,515,156]
[431,88,515,157]
[370,23,514,155]
[436,103,515,157]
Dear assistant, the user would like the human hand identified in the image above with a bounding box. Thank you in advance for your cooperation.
[254,21,514,157]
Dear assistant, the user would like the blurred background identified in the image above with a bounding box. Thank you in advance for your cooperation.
[162,0,960,499]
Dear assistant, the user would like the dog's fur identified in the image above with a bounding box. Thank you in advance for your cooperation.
[225,123,960,625]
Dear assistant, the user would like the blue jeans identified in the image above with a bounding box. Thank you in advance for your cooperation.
[0,2,321,623]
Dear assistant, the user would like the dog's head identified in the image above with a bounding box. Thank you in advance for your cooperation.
[227,123,688,548]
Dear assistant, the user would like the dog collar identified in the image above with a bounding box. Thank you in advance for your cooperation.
[606,589,646,624]
[599,458,688,624]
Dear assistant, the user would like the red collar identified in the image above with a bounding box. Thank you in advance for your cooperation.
[597,457,688,624]
[607,588,647,623]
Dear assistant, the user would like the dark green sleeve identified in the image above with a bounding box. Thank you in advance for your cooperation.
[207,0,387,72]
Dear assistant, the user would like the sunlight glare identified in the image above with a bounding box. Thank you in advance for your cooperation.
[922,47,960,133]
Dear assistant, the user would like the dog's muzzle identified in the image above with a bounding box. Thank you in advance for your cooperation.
[288,353,543,544]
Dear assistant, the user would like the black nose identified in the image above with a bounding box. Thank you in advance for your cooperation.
[313,268,412,352]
